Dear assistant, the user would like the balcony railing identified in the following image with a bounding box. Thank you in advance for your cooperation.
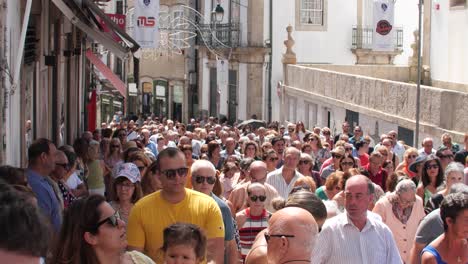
[352,26,403,50]
[197,23,240,48]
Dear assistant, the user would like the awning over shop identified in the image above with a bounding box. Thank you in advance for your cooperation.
[86,49,126,98]
[51,0,139,59]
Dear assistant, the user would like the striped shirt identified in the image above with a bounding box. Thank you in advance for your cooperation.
[266,168,304,199]
[238,208,269,261]
[312,212,402,264]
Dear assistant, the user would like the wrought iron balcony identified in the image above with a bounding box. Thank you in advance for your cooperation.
[352,26,403,50]
[196,23,240,48]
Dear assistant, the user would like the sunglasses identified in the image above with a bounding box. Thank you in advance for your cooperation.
[309,138,317,142]
[345,147,353,151]
[111,145,120,148]
[425,164,439,170]
[354,130,362,132]
[290,185,311,194]
[55,163,69,170]
[160,167,189,179]
[194,176,216,185]
[249,195,267,202]
[341,162,354,166]
[299,160,311,165]
[439,154,454,159]
[95,212,120,229]
[269,157,279,162]
[408,155,418,159]
[332,154,343,159]
[264,233,295,243]
[323,132,330,135]
[137,166,146,172]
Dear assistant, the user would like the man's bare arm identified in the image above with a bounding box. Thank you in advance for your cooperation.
[206,237,224,264]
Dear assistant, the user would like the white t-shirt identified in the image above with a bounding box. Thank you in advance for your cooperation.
[66,172,83,189]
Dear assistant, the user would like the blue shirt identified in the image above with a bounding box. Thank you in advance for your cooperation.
[27,169,62,232]
[211,193,234,241]
[145,141,158,157]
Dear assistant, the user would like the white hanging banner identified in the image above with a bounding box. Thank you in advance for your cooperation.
[134,0,159,48]
[372,0,395,51]
[216,58,229,87]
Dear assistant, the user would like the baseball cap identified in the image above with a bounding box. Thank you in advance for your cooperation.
[114,163,141,183]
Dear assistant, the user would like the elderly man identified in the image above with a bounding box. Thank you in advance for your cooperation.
[220,137,241,160]
[312,175,401,264]
[49,150,77,209]
[127,148,225,263]
[141,128,158,157]
[388,130,406,161]
[266,147,304,199]
[373,179,425,263]
[419,137,436,158]
[267,207,318,264]
[191,160,238,264]
[26,138,62,232]
[228,161,279,213]
[364,152,387,191]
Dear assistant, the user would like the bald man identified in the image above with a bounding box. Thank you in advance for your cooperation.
[228,161,279,213]
[266,207,318,264]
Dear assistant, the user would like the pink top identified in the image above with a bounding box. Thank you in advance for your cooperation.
[373,194,425,263]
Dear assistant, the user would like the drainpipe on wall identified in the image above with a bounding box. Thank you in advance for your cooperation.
[267,0,272,123]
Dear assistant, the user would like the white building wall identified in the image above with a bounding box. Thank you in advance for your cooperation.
[5,0,22,165]
[271,0,419,121]
[239,0,248,46]
[393,0,419,65]
[238,63,247,120]
[201,57,210,111]
[430,0,468,85]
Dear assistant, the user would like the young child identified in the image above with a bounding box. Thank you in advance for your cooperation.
[162,223,207,264]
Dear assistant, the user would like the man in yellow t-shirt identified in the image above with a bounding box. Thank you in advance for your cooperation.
[127,148,225,263]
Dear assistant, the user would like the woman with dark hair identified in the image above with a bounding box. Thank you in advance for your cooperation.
[296,153,322,188]
[417,154,444,206]
[140,160,162,196]
[0,165,28,187]
[421,193,468,264]
[242,141,260,160]
[73,137,90,182]
[207,140,224,170]
[338,153,357,173]
[262,149,279,173]
[113,128,128,146]
[49,195,154,264]
[110,163,143,224]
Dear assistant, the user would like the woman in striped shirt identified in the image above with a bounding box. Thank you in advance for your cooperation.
[235,183,271,262]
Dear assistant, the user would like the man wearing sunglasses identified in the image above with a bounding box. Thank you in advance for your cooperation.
[127,148,225,264]
[228,161,279,214]
[191,160,238,264]
[267,207,318,264]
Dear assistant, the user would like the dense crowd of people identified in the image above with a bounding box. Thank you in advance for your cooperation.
[0,116,467,264]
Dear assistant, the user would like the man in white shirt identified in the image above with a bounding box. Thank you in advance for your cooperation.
[312,175,402,264]
[388,130,406,161]
[418,137,436,158]
[266,147,303,199]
